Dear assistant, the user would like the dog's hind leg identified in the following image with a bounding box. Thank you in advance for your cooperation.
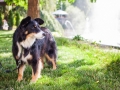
[31,59,43,83]
[17,64,26,82]
[45,53,56,70]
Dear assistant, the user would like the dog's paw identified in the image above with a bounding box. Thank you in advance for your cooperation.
[17,78,22,82]
[30,79,37,84]
[17,75,23,82]
[29,81,36,84]
[52,66,57,70]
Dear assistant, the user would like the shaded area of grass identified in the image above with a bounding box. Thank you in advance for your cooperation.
[0,31,120,90]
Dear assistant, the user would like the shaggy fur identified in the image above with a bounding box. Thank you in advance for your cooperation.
[12,16,57,83]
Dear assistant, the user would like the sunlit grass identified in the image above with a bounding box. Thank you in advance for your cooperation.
[0,30,120,90]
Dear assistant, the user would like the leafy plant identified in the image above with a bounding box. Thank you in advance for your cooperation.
[73,35,84,41]
[8,10,14,30]
[40,10,64,34]
[56,0,75,10]
[0,12,2,29]
[5,0,28,10]
[90,0,96,3]
[15,12,20,27]
[55,37,70,46]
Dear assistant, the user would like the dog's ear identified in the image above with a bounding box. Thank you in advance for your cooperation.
[20,16,31,27]
[34,18,44,25]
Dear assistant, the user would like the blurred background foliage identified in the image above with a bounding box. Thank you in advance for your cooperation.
[0,0,94,34]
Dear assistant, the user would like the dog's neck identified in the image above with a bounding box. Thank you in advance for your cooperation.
[20,37,36,49]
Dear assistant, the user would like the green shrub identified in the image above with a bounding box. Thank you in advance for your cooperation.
[40,10,64,35]
[0,12,2,29]
[73,35,84,41]
[55,37,70,46]
[8,10,14,29]
[55,37,92,50]
[15,12,20,26]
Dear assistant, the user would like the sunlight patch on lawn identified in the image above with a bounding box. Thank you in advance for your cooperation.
[58,46,84,64]
[0,30,14,35]
[0,52,12,57]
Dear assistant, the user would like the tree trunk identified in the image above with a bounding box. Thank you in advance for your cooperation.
[27,0,40,19]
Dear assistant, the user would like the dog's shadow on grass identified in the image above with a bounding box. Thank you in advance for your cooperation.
[42,58,94,78]
[46,58,120,89]
[68,59,94,68]
[72,58,120,89]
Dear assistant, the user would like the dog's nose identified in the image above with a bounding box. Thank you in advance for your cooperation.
[42,33,46,36]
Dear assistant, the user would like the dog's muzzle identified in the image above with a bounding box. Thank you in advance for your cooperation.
[34,31,46,39]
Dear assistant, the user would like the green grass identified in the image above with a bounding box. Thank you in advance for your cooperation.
[0,30,120,90]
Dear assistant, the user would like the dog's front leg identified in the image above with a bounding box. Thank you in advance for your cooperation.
[17,64,26,82]
[16,42,22,59]
[31,59,43,83]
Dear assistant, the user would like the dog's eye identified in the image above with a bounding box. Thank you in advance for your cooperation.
[34,25,37,28]
[32,25,37,29]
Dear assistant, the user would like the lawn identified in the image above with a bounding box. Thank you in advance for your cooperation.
[0,30,120,90]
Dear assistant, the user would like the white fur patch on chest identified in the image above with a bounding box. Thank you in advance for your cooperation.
[20,37,35,49]
[20,32,45,49]
[21,51,32,63]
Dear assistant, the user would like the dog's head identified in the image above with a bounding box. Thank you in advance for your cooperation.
[20,16,45,40]
[17,16,46,48]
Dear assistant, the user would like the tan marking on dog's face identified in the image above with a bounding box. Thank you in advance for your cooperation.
[26,33,36,38]
[26,31,45,40]
[20,33,36,48]
[25,31,28,34]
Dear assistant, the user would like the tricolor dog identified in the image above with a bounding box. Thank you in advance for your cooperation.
[12,16,57,83]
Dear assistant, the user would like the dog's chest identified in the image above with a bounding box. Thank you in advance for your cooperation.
[21,50,32,63]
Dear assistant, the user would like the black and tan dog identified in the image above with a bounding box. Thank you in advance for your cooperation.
[12,16,57,83]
